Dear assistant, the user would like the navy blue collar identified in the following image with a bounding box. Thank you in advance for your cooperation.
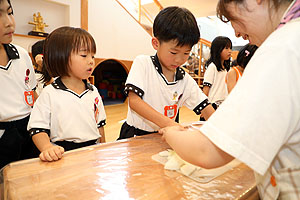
[51,77,94,91]
[3,44,20,60]
[150,54,185,82]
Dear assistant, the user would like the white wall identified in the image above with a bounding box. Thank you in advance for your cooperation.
[197,16,248,47]
[12,0,80,53]
[11,0,154,61]
[89,0,155,60]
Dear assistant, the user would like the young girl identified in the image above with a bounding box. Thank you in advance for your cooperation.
[227,44,258,93]
[27,26,106,162]
[0,0,39,169]
[202,36,232,109]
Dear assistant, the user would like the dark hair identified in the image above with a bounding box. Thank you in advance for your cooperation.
[42,26,96,83]
[31,40,45,60]
[153,6,200,47]
[236,44,258,68]
[217,0,293,22]
[205,36,232,71]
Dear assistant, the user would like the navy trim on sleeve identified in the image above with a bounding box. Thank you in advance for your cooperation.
[29,128,50,137]
[97,119,106,128]
[124,83,144,98]
[203,82,212,87]
[193,99,210,115]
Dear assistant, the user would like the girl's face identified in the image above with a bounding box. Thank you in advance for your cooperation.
[226,0,274,46]
[68,48,95,81]
[152,38,191,73]
[0,0,15,44]
[220,46,232,62]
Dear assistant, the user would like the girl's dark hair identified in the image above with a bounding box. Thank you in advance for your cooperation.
[205,36,232,72]
[236,44,258,68]
[217,0,293,23]
[42,26,96,83]
[153,6,200,47]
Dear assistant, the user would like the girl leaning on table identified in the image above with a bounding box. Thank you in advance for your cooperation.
[160,0,300,199]
[0,0,39,169]
[27,26,106,162]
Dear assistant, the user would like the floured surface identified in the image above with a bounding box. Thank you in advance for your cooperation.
[152,150,241,183]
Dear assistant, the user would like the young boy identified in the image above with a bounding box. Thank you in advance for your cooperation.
[118,6,215,139]
[0,0,38,169]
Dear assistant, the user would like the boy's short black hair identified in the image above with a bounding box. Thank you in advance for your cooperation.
[31,40,45,59]
[153,6,200,47]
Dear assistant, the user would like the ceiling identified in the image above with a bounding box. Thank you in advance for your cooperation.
[142,0,219,19]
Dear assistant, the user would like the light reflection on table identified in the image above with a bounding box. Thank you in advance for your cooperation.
[0,134,258,200]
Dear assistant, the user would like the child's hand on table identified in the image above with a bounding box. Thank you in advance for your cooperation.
[159,125,186,140]
[39,145,65,162]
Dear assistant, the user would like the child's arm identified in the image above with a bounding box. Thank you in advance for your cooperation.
[202,85,210,96]
[227,69,237,94]
[159,126,234,169]
[128,91,179,128]
[200,105,215,120]
[33,90,39,101]
[32,132,64,162]
[98,127,105,143]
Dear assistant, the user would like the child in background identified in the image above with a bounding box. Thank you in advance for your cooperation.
[202,36,232,109]
[0,0,39,169]
[227,44,258,93]
[31,40,54,95]
[118,6,215,139]
[31,39,44,95]
[27,26,106,162]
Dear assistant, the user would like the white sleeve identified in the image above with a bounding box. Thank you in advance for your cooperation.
[28,88,51,131]
[124,56,147,98]
[94,87,106,127]
[183,75,209,115]
[200,43,300,175]
[203,63,215,87]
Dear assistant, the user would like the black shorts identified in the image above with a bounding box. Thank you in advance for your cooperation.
[118,122,156,140]
[54,139,97,151]
[0,116,39,169]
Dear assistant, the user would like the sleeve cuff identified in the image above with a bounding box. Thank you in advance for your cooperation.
[203,82,212,87]
[97,120,106,128]
[124,84,144,98]
[29,128,50,137]
[193,99,210,115]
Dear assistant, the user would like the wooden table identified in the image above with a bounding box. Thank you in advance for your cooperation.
[0,134,258,200]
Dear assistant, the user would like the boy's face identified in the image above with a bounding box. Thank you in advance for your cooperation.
[152,38,191,73]
[0,0,15,44]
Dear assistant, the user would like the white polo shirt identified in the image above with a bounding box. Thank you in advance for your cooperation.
[203,63,228,104]
[28,78,106,143]
[0,44,36,122]
[200,18,300,199]
[125,55,209,132]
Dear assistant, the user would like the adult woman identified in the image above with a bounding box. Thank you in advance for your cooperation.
[160,0,300,199]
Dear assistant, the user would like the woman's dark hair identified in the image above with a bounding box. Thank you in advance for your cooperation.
[42,26,96,83]
[153,6,200,47]
[236,44,258,68]
[205,36,232,72]
[217,0,293,23]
